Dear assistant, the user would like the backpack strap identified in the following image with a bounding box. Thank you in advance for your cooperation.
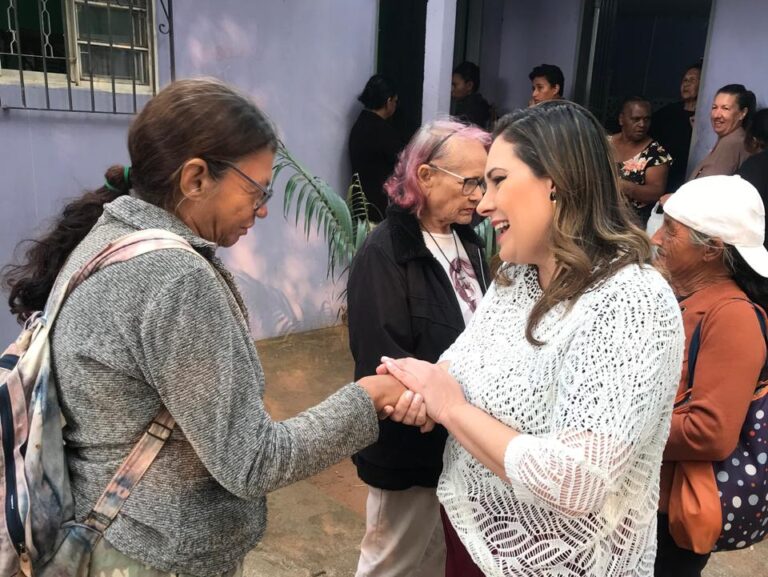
[83,408,175,533]
[44,229,201,323]
[676,299,768,408]
[52,229,203,534]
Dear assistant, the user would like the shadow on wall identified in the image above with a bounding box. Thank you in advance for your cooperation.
[234,272,303,336]
[234,271,344,338]
[222,227,344,339]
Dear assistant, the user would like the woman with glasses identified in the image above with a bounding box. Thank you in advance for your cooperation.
[379,102,685,577]
[346,119,492,577]
[1,78,416,577]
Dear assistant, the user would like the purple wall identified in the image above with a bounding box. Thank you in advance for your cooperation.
[495,0,584,113]
[688,0,768,175]
[479,0,505,108]
[0,0,378,344]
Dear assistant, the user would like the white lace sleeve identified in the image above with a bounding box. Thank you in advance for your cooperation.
[503,290,679,517]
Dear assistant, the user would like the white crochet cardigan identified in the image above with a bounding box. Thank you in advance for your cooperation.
[439,264,684,577]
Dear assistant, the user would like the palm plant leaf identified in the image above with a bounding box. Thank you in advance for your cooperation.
[275,141,372,278]
[473,217,498,258]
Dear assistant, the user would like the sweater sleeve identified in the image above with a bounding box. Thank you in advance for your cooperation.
[663,300,766,462]
[138,266,379,499]
[346,241,414,380]
[503,286,683,517]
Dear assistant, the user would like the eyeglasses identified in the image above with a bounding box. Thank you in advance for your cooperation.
[207,159,273,211]
[428,164,486,196]
[425,131,455,164]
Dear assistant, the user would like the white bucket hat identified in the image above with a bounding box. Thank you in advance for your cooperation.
[664,175,768,277]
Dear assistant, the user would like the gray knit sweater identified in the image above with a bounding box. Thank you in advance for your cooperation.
[50,196,379,576]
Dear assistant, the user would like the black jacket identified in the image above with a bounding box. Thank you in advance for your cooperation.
[348,109,402,223]
[451,92,491,129]
[346,205,490,489]
[737,150,768,247]
[650,101,694,192]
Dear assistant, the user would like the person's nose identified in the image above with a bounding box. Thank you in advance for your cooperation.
[477,188,494,217]
[468,183,484,203]
[650,227,663,247]
[255,204,269,219]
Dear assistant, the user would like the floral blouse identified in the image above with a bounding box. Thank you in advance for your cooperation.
[612,139,673,208]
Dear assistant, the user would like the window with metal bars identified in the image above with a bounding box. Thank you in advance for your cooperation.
[0,0,162,114]
[74,0,152,85]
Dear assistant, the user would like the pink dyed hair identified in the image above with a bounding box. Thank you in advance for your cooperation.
[384,119,491,216]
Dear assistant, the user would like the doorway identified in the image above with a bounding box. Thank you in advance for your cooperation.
[576,0,713,129]
[376,0,428,143]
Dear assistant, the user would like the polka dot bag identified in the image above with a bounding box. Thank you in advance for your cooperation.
[679,302,768,552]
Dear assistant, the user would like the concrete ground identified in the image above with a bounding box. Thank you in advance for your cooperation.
[245,326,767,577]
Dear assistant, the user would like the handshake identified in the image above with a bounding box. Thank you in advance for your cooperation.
[358,356,468,434]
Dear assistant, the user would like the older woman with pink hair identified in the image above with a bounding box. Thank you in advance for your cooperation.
[347,119,492,577]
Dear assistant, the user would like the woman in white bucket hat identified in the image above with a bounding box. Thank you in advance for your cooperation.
[652,175,768,577]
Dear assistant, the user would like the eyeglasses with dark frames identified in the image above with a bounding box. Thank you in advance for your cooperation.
[206,158,273,211]
[428,164,486,196]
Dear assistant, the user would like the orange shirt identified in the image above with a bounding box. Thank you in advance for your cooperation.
[659,280,767,512]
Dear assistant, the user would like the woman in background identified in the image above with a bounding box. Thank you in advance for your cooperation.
[689,84,756,179]
[349,74,403,222]
[610,95,672,227]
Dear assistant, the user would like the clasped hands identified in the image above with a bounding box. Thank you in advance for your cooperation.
[360,357,468,433]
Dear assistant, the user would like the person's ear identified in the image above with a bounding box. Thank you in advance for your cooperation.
[179,158,214,201]
[701,238,726,262]
[417,164,434,195]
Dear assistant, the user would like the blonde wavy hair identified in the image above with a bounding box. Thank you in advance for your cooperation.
[493,100,652,345]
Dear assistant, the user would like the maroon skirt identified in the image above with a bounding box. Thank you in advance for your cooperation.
[440,506,486,577]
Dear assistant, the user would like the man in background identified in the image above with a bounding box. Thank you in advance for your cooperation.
[651,63,702,192]
[529,63,564,106]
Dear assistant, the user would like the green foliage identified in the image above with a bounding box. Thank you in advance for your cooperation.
[472,216,498,258]
[274,141,372,279]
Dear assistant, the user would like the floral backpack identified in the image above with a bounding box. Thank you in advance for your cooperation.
[0,229,199,577]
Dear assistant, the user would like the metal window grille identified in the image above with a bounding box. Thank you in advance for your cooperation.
[0,0,173,114]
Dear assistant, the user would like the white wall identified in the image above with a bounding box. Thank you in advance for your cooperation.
[495,0,584,113]
[688,0,768,174]
[423,0,458,122]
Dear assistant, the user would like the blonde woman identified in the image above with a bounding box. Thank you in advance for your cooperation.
[385,101,685,577]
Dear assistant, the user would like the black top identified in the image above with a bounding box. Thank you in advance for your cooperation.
[348,109,402,223]
[346,205,490,489]
[651,101,695,193]
[452,92,491,128]
[737,149,768,247]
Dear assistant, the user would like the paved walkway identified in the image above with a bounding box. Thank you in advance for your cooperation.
[245,326,767,577]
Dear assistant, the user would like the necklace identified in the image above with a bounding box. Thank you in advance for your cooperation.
[423,227,461,274]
